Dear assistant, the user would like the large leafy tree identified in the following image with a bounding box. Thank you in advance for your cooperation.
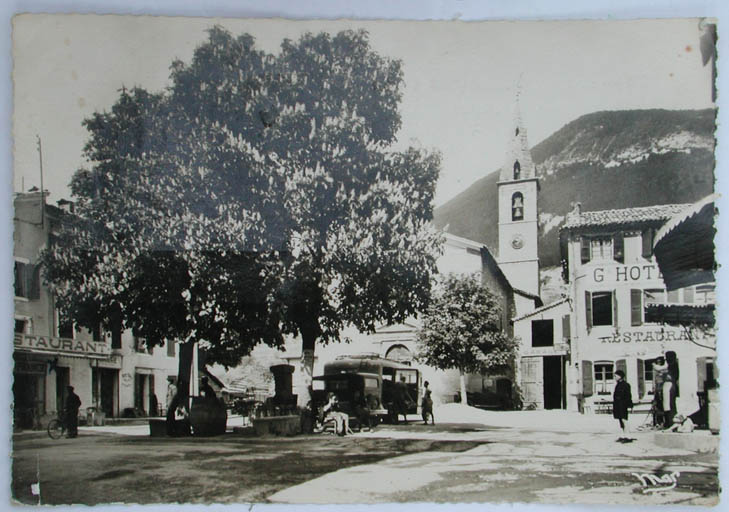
[43,27,441,406]
[416,273,518,405]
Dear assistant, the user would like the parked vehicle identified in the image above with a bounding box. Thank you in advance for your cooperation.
[313,354,420,424]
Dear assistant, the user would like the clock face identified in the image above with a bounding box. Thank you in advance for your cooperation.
[511,234,524,250]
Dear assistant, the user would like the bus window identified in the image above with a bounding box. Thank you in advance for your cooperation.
[364,377,379,388]
[395,369,418,384]
[382,367,395,381]
[326,379,349,391]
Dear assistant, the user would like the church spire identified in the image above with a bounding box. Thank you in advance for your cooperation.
[499,89,536,182]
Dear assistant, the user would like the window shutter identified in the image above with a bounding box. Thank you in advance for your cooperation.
[613,233,624,263]
[585,291,592,330]
[14,262,23,297]
[612,291,618,327]
[562,314,571,341]
[637,359,645,398]
[696,357,708,392]
[630,289,643,326]
[580,237,591,264]
[683,287,694,303]
[29,264,41,300]
[642,228,654,259]
[581,361,593,397]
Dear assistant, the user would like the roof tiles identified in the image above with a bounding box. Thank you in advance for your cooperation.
[563,203,690,230]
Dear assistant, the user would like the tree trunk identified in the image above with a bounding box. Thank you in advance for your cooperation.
[298,329,316,408]
[176,341,195,409]
[459,371,468,406]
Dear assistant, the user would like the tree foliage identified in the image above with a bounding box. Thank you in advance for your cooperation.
[416,273,518,376]
[42,27,441,380]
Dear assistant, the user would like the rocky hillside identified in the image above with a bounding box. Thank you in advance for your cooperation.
[434,109,716,268]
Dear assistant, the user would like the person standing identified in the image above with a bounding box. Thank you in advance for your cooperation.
[165,376,178,436]
[64,386,82,438]
[662,373,677,429]
[612,370,632,441]
[421,381,434,425]
[652,356,668,427]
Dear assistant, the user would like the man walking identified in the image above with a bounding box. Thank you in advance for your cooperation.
[64,386,81,438]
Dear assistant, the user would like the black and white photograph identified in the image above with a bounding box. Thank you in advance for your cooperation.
[7,7,723,508]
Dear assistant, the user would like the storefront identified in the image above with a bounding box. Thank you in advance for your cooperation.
[559,203,717,416]
[513,298,572,410]
[13,332,112,429]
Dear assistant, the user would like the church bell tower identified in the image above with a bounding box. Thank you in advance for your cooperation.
[497,102,540,296]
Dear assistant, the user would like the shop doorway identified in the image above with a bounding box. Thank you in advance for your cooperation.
[543,356,564,409]
[55,366,70,413]
[13,373,45,429]
[93,368,118,418]
[134,373,149,415]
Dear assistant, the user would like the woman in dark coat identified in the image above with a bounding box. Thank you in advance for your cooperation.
[613,369,633,440]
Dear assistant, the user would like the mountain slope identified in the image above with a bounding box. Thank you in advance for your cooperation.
[434,109,716,267]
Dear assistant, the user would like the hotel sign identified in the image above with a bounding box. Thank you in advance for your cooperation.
[14,333,111,359]
[591,264,662,284]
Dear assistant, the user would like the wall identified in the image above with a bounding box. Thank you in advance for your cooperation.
[565,228,716,414]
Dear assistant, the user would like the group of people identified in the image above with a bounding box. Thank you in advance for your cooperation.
[612,352,682,441]
[317,378,435,436]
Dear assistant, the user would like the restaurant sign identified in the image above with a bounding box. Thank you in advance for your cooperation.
[599,328,710,345]
[14,333,111,359]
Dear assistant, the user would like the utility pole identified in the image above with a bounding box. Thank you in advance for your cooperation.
[36,135,45,228]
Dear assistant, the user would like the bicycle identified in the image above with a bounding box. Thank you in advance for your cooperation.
[47,413,66,440]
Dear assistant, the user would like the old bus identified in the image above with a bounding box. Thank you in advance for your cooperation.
[313,354,420,424]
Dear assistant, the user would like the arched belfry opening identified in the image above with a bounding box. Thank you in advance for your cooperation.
[512,192,524,221]
[513,160,521,180]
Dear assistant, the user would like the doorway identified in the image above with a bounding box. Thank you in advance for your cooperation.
[543,356,564,409]
[93,368,118,418]
[55,366,70,413]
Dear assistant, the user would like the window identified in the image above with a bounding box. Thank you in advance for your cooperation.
[590,237,613,261]
[166,340,175,357]
[644,289,665,305]
[667,289,680,304]
[562,315,571,342]
[15,319,27,334]
[585,291,615,328]
[643,358,657,395]
[511,192,524,221]
[695,285,716,304]
[58,318,73,339]
[92,323,102,342]
[14,261,40,299]
[580,234,624,264]
[633,288,668,326]
[513,160,521,180]
[531,319,554,347]
[594,362,614,395]
[642,228,655,258]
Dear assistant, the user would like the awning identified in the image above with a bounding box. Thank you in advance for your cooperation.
[653,194,717,291]
[644,303,715,327]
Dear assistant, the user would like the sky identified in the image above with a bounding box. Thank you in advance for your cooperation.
[12,16,714,207]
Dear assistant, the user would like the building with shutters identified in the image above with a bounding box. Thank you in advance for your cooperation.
[557,202,717,415]
[13,191,179,430]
